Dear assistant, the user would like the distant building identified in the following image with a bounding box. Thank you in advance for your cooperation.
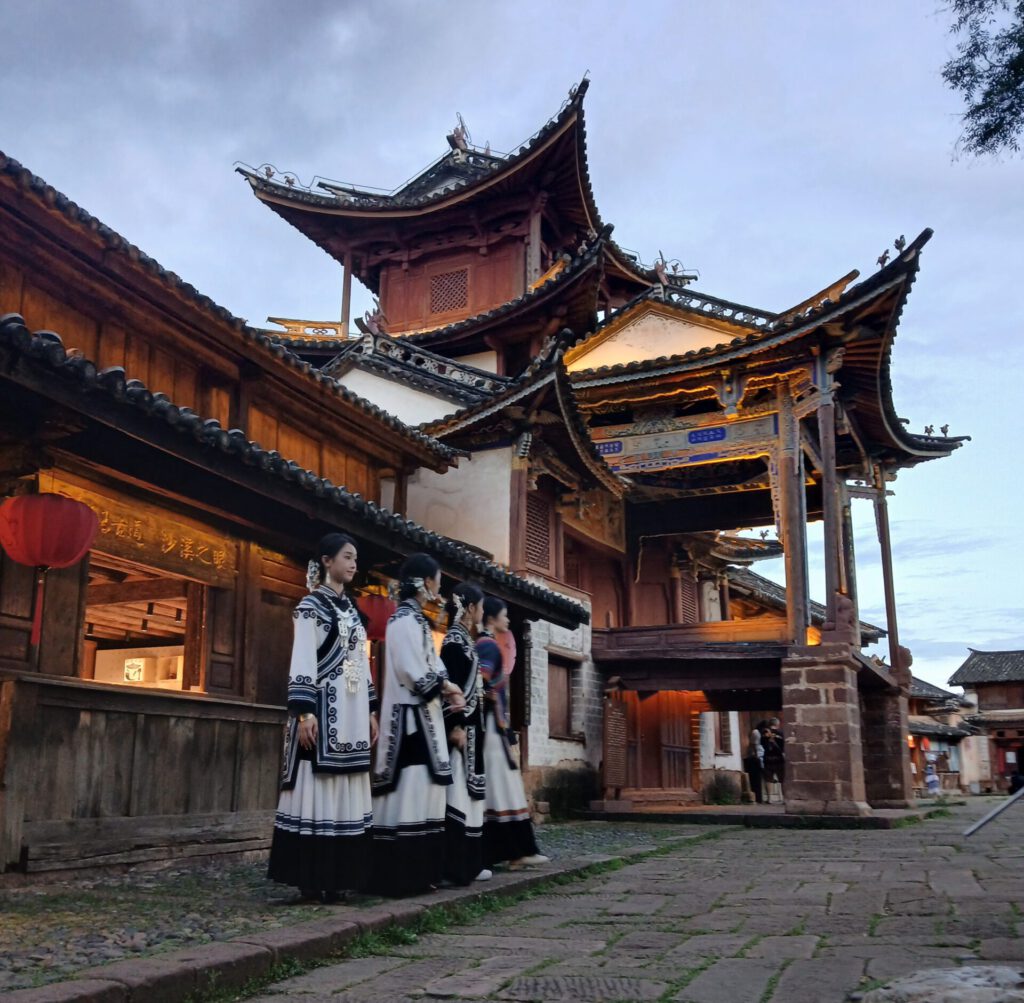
[907,676,985,794]
[950,650,1024,791]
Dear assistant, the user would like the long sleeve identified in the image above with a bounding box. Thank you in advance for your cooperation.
[440,640,472,730]
[386,610,445,702]
[287,605,319,715]
[477,636,507,728]
[367,656,379,716]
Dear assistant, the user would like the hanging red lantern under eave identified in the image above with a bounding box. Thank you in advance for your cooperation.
[0,493,99,646]
[358,594,396,642]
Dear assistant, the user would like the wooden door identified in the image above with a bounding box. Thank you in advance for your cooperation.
[659,691,694,790]
[638,692,663,788]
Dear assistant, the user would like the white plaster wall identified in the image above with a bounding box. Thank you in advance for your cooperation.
[959,735,990,790]
[567,312,732,372]
[698,712,743,773]
[452,350,499,374]
[339,369,455,426]
[405,447,513,563]
[525,595,603,773]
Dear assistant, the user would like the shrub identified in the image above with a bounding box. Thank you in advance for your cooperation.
[703,771,741,805]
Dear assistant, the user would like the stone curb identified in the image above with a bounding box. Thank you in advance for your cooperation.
[4,849,640,1002]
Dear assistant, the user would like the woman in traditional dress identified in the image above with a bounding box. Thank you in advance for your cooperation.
[478,596,549,870]
[371,553,466,896]
[439,582,491,885]
[267,533,379,902]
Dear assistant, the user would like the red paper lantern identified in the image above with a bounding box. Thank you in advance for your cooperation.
[0,493,99,645]
[358,594,396,641]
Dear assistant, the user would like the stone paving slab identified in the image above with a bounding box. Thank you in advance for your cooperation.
[498,974,669,1000]
[673,958,781,1002]
[771,957,866,1003]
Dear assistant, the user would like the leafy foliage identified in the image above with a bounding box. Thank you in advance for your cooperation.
[942,0,1024,156]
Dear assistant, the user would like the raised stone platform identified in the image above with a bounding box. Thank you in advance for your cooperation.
[578,802,933,829]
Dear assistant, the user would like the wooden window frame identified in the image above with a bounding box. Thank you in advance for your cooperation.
[715,711,733,755]
[547,654,577,742]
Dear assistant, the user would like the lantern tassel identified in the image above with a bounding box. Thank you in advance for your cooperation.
[30,568,46,647]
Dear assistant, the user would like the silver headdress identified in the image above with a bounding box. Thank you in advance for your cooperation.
[306,560,323,592]
[408,576,440,603]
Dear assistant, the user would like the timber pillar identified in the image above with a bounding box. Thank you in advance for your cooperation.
[861,655,916,809]
[782,643,871,816]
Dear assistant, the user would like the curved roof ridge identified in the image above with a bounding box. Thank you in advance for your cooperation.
[237,76,592,213]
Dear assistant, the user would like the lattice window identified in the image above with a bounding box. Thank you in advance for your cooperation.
[716,711,733,754]
[679,574,699,624]
[429,268,469,314]
[525,492,551,569]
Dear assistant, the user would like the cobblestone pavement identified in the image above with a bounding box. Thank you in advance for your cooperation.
[246,801,1024,1003]
[0,822,689,993]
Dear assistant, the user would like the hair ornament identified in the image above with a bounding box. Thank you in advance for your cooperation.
[405,576,439,603]
[452,592,465,621]
[306,560,323,592]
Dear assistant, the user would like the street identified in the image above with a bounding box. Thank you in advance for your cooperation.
[250,802,1024,1002]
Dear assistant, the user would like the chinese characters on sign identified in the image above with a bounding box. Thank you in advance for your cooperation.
[49,473,237,586]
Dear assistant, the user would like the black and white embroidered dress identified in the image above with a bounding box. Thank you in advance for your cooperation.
[439,622,486,885]
[371,598,453,895]
[267,585,377,895]
[477,631,540,867]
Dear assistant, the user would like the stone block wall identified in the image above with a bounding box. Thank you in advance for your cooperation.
[861,682,914,808]
[782,644,871,816]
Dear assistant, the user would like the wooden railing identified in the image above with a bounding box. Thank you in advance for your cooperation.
[592,617,791,658]
[0,672,284,871]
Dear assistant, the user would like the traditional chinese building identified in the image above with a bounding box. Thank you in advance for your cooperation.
[240,79,968,815]
[951,649,1024,791]
[0,152,587,872]
[906,676,980,794]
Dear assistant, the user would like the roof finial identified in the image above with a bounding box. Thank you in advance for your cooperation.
[894,234,906,254]
[876,249,890,268]
[447,113,470,152]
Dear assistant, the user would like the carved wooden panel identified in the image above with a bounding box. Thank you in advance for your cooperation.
[602,697,628,791]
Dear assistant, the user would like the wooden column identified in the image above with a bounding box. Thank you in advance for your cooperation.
[817,393,843,623]
[719,573,732,621]
[340,250,353,338]
[873,465,901,670]
[526,210,542,284]
[777,384,809,644]
[839,481,859,623]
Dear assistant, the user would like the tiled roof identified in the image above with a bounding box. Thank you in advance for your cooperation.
[423,328,630,499]
[0,151,455,470]
[949,649,1024,686]
[238,77,592,214]
[320,330,511,406]
[570,235,933,382]
[908,716,972,739]
[727,566,885,642]
[0,313,590,627]
[910,676,961,703]
[571,230,969,467]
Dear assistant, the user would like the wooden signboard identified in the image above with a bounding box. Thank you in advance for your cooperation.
[590,411,778,474]
[47,472,238,587]
[602,697,628,794]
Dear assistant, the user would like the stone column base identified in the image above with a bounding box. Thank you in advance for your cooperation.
[782,644,872,817]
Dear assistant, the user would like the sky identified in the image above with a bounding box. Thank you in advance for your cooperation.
[2,0,1021,691]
